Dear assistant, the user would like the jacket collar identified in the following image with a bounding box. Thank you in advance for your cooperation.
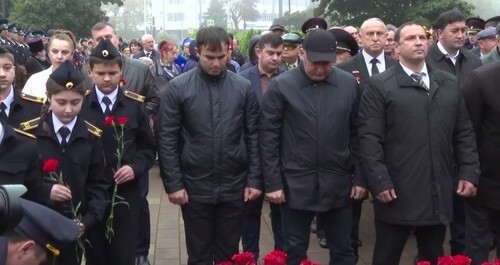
[297,63,339,87]
[36,113,90,145]
[197,65,227,83]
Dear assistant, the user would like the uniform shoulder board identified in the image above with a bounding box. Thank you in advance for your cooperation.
[20,93,44,104]
[84,120,102,137]
[20,117,40,131]
[13,128,37,139]
[124,90,145,103]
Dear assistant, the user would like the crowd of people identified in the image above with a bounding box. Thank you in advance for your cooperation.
[1,7,500,265]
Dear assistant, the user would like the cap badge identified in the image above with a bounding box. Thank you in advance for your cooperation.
[65,82,74,89]
[102,49,109,57]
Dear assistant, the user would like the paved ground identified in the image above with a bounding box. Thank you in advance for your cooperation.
[146,165,493,264]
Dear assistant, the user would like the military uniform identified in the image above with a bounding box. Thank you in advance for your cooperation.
[1,88,43,130]
[79,39,156,265]
[0,198,80,265]
[0,120,48,202]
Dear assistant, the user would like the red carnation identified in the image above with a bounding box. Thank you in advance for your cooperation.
[263,250,287,265]
[104,115,115,126]
[452,255,471,265]
[417,261,431,265]
[232,252,255,265]
[300,259,319,265]
[42,158,59,173]
[116,116,128,125]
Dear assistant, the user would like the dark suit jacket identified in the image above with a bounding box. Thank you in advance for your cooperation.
[426,43,482,90]
[238,65,286,105]
[4,88,43,130]
[336,53,397,91]
[132,49,160,63]
[463,61,500,210]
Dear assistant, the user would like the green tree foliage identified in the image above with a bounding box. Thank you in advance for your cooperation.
[203,0,227,29]
[273,8,314,32]
[312,0,475,26]
[231,28,261,56]
[229,0,259,30]
[103,0,144,41]
[10,0,123,37]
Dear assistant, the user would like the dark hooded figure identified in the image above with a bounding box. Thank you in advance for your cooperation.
[184,40,199,72]
[240,35,261,71]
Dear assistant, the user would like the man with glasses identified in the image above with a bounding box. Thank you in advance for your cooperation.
[280,32,301,70]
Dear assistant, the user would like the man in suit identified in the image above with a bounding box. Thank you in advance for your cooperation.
[133,34,160,63]
[358,22,480,265]
[336,17,397,261]
[463,61,500,265]
[337,18,397,91]
[280,32,301,70]
[239,33,285,261]
[425,9,482,255]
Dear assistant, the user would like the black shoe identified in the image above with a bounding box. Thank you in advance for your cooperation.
[319,238,328,249]
[136,256,151,265]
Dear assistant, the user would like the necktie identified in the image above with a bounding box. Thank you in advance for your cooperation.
[0,102,7,121]
[59,126,70,149]
[411,73,429,90]
[370,58,379,76]
[102,96,112,116]
[146,52,151,58]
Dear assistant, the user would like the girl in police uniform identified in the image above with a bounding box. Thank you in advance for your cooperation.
[35,60,111,265]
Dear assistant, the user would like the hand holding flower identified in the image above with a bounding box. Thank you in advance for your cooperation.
[113,165,135,184]
[49,184,72,201]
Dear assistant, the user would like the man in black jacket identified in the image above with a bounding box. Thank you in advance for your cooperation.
[358,22,480,265]
[425,9,482,256]
[260,29,366,265]
[157,26,261,265]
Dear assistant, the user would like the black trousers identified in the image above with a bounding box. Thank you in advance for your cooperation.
[450,194,466,254]
[465,199,500,265]
[86,183,141,265]
[372,220,446,265]
[136,172,151,257]
[281,203,355,265]
[241,194,283,260]
[181,200,244,265]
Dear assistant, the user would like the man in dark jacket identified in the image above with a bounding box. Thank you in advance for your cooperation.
[358,22,480,265]
[463,61,500,265]
[425,9,482,255]
[260,29,366,265]
[157,26,261,265]
[239,33,285,261]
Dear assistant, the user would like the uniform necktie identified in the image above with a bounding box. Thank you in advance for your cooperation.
[102,96,112,116]
[0,102,7,121]
[370,58,379,75]
[146,52,151,58]
[411,73,429,90]
[59,126,70,149]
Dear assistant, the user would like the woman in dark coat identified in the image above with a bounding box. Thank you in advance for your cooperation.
[150,40,181,93]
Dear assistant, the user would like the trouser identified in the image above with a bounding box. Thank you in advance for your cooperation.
[450,194,466,254]
[372,220,446,265]
[351,199,363,262]
[465,199,500,265]
[241,194,283,260]
[181,200,244,265]
[281,203,355,265]
[86,183,141,265]
[136,172,150,257]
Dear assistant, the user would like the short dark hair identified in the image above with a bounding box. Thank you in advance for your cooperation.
[89,56,123,71]
[196,26,230,52]
[92,22,115,33]
[395,21,423,43]
[433,9,466,31]
[0,45,15,63]
[258,33,283,49]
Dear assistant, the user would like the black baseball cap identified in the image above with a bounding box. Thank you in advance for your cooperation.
[302,29,337,63]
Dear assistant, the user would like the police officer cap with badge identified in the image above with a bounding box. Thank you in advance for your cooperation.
[329,28,359,64]
[301,17,328,34]
[466,17,485,33]
[0,197,79,265]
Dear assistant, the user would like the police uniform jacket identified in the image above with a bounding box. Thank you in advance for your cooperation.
[157,66,261,203]
[35,114,110,229]
[260,64,365,212]
[358,63,480,226]
[80,87,156,191]
[463,61,500,211]
[0,121,48,201]
[5,89,43,130]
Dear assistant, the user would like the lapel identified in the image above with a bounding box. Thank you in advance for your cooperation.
[0,122,16,156]
[249,66,263,104]
[354,54,370,82]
